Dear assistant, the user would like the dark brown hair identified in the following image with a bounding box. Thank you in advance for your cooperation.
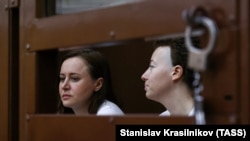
[153,37,200,91]
[57,48,118,114]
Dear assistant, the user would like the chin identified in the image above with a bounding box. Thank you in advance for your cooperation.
[62,102,73,108]
[146,93,153,99]
[146,93,157,101]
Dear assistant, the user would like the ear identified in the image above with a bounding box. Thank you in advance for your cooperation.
[94,77,103,92]
[171,65,183,81]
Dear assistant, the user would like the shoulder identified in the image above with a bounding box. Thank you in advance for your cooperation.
[188,107,195,116]
[159,110,171,116]
[97,100,124,116]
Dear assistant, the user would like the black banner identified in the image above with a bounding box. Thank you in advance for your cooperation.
[116,125,250,140]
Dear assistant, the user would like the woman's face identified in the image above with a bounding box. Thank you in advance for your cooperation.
[59,57,97,110]
[141,46,174,102]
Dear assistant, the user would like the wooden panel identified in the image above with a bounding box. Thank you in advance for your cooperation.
[203,27,238,114]
[114,115,195,125]
[19,52,37,141]
[26,115,194,141]
[22,0,236,51]
[201,0,249,124]
[27,115,115,141]
[238,0,250,124]
[0,0,9,140]
[206,114,238,124]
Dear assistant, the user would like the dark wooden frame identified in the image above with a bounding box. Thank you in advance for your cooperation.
[0,0,10,140]
[17,0,250,141]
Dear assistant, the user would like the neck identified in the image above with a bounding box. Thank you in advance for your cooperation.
[72,103,90,115]
[162,82,194,116]
[73,109,89,115]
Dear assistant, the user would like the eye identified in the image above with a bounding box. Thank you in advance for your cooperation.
[149,64,155,70]
[59,76,65,82]
[71,76,80,82]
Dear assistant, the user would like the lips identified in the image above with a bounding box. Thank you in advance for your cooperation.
[144,84,148,91]
[62,94,72,100]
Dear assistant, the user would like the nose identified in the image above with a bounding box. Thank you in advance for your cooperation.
[61,78,70,90]
[141,70,148,81]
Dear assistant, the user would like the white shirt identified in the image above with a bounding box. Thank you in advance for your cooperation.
[159,108,194,117]
[96,100,124,116]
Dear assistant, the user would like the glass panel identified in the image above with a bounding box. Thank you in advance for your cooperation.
[56,0,136,15]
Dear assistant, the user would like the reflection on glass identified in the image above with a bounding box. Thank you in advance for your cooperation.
[56,0,136,14]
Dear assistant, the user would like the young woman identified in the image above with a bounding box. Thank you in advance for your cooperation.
[58,48,124,115]
[141,38,197,116]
